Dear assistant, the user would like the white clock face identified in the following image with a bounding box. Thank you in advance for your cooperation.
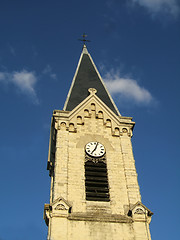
[85,142,105,158]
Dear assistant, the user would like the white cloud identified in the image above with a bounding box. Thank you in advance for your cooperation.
[103,71,153,105]
[0,65,57,104]
[12,70,37,97]
[131,0,180,17]
[0,70,39,104]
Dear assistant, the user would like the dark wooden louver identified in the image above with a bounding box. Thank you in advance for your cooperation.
[85,160,110,201]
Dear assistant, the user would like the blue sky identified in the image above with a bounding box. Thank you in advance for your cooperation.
[0,0,179,239]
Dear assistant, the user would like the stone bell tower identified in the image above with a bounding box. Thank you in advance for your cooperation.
[44,45,153,240]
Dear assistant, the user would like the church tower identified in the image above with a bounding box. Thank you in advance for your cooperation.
[44,44,153,240]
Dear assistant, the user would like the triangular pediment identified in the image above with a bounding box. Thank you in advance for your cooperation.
[50,196,72,211]
[53,88,135,137]
[68,88,121,126]
[129,201,153,216]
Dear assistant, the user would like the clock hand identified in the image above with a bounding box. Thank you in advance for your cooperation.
[91,142,98,154]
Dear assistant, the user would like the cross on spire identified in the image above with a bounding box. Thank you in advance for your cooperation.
[78,33,91,46]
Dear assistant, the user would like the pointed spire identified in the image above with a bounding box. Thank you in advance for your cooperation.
[63,47,120,116]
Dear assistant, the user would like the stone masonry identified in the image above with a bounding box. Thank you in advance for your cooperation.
[44,89,153,240]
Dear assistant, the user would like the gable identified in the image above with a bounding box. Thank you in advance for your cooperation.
[53,88,134,139]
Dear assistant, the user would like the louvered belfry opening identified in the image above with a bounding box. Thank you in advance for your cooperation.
[85,160,110,202]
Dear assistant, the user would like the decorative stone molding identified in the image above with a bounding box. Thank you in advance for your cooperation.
[51,90,135,138]
[69,123,76,132]
[106,119,112,128]
[91,103,96,111]
[128,201,153,223]
[59,122,66,130]
[122,128,128,133]
[88,88,97,95]
[85,153,106,164]
[84,109,90,118]
[113,127,120,137]
[52,197,71,210]
[44,196,72,224]
[68,212,133,223]
[97,110,103,119]
[77,116,83,125]
[44,203,50,226]
[55,203,68,210]
[134,208,145,214]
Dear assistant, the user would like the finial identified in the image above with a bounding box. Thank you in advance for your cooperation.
[78,33,91,47]
[88,88,97,95]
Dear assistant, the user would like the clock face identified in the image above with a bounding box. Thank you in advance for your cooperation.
[85,142,105,158]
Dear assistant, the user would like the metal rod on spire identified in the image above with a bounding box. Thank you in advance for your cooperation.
[78,33,91,46]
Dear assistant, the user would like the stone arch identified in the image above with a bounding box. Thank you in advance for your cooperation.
[106,119,111,127]
[77,116,83,124]
[84,109,89,117]
[69,123,75,132]
[91,103,96,111]
[98,111,103,118]
[122,128,128,133]
[114,127,120,136]
[60,122,66,130]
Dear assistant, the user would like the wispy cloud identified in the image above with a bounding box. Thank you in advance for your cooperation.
[0,72,6,81]
[130,0,180,18]
[8,44,16,56]
[0,70,39,104]
[42,65,57,80]
[0,65,57,104]
[12,71,38,102]
[103,70,153,105]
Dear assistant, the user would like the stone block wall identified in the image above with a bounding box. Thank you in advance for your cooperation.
[45,92,152,240]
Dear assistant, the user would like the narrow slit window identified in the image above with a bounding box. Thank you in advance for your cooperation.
[85,160,110,202]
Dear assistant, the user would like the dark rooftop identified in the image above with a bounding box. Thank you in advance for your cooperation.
[64,47,119,115]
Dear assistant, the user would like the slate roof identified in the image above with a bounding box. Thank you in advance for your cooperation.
[64,45,120,116]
